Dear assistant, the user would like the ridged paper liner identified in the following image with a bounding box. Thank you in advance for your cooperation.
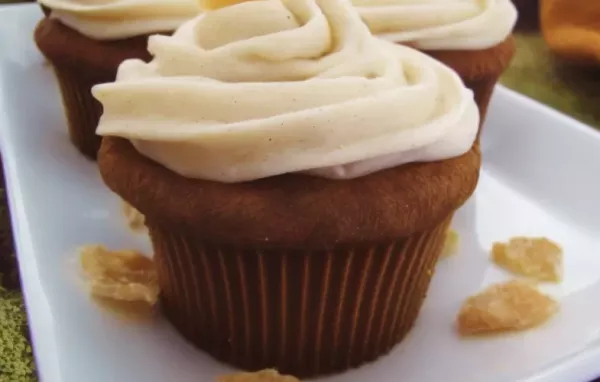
[148,215,452,378]
[52,65,104,160]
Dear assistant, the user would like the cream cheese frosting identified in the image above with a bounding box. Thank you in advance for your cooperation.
[353,0,517,50]
[39,0,201,40]
[93,0,479,183]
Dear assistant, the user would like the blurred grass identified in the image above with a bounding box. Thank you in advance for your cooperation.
[501,33,600,129]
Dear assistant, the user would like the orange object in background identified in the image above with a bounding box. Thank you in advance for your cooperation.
[541,0,600,65]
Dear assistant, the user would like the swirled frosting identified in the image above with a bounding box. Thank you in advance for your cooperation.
[93,0,479,183]
[39,0,201,40]
[353,0,517,50]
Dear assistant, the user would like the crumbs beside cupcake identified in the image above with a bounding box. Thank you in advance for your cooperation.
[217,369,299,381]
[78,234,564,336]
[76,229,563,379]
[122,201,147,233]
[443,231,562,336]
[77,232,564,377]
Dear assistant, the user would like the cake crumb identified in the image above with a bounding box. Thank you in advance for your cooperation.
[79,245,158,304]
[491,237,562,282]
[122,201,147,233]
[91,296,157,323]
[456,280,558,336]
[441,229,459,257]
[217,369,299,382]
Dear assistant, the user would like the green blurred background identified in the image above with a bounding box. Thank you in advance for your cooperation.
[0,1,599,381]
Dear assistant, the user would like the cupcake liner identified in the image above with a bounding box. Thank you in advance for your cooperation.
[51,64,104,160]
[34,18,152,161]
[148,214,452,378]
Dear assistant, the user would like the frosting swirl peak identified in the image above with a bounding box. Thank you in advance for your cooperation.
[93,0,479,183]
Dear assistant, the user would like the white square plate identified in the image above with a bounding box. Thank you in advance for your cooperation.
[1,5,600,382]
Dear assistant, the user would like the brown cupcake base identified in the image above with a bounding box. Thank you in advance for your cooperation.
[151,214,452,377]
[99,137,480,377]
[34,18,151,160]
[51,65,104,159]
[423,36,516,136]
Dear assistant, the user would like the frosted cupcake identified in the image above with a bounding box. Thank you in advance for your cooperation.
[94,0,481,377]
[34,0,200,159]
[353,0,517,131]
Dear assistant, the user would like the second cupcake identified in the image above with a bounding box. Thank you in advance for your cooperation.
[353,0,518,133]
[94,0,481,377]
[34,0,201,159]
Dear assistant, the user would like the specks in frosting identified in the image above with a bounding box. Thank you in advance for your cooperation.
[93,0,479,183]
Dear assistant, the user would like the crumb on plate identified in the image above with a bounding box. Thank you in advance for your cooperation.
[216,369,299,382]
[491,237,562,282]
[441,228,459,258]
[91,295,157,323]
[122,201,147,233]
[79,245,158,304]
[456,279,558,336]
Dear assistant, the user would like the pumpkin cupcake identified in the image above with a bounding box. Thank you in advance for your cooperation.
[94,0,481,377]
[353,0,518,132]
[34,0,200,159]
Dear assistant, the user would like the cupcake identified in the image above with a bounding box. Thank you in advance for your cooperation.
[94,0,481,377]
[34,0,201,159]
[353,0,518,132]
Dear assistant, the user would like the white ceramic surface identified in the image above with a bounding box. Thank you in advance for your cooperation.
[1,5,600,382]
